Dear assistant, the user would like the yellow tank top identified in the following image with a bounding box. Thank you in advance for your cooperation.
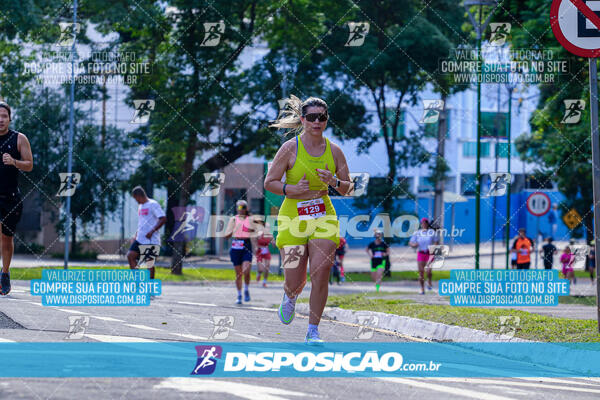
[286,134,336,190]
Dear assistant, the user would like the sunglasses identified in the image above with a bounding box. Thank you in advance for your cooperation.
[303,113,328,122]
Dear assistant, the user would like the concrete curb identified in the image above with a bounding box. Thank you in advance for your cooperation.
[296,304,600,375]
[296,303,528,343]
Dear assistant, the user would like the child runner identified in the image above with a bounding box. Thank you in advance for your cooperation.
[560,246,576,286]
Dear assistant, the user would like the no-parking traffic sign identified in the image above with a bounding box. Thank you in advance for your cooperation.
[551,0,600,57]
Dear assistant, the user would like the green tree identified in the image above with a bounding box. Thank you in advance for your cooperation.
[498,0,593,240]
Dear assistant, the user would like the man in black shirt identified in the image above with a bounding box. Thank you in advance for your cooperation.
[0,102,33,295]
[542,237,557,270]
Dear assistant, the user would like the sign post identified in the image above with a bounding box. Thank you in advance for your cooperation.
[526,192,551,270]
[551,0,600,331]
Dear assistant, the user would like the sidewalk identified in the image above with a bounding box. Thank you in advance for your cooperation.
[9,238,583,273]
[368,280,598,320]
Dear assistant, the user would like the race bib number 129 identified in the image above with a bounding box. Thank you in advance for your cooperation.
[297,198,326,220]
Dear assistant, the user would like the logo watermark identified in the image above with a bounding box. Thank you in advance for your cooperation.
[427,245,449,269]
[489,23,511,46]
[201,172,225,196]
[487,173,511,197]
[57,22,80,46]
[353,315,379,339]
[64,316,89,340]
[130,100,155,124]
[419,100,444,124]
[561,100,585,124]
[209,316,234,340]
[571,245,590,270]
[281,245,305,269]
[348,172,369,197]
[200,22,225,46]
[137,244,159,268]
[498,315,520,338]
[171,206,205,242]
[191,345,222,375]
[57,172,80,197]
[345,22,370,46]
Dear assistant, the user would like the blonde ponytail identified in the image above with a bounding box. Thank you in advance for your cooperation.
[269,94,328,135]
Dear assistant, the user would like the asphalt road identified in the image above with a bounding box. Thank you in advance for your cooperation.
[0,281,599,399]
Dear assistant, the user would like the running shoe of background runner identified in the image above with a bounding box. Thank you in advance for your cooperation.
[0,272,10,295]
[244,290,251,302]
[236,294,242,305]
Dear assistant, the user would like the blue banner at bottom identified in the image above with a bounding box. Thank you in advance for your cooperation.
[0,342,599,377]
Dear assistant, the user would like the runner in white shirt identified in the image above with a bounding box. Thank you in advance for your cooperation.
[127,186,166,279]
[408,218,439,294]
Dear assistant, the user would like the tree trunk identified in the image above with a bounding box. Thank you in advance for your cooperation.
[163,183,179,257]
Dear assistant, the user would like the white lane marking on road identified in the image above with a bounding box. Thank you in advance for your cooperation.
[154,378,318,399]
[0,338,15,342]
[169,333,208,341]
[91,316,125,322]
[518,377,600,387]
[56,308,89,315]
[431,378,600,394]
[84,334,156,343]
[379,378,517,400]
[124,324,160,331]
[232,332,261,340]
[243,306,277,312]
[177,301,217,307]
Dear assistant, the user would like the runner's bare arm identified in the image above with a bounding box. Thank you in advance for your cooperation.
[15,133,33,172]
[327,143,353,195]
[223,217,236,239]
[146,216,167,239]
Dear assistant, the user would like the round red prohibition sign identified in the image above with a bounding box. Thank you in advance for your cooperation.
[551,0,600,58]
[526,192,552,217]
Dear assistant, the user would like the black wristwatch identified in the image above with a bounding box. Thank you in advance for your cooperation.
[335,179,340,188]
[283,183,287,195]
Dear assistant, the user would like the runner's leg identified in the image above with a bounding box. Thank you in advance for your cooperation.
[1,233,13,274]
[418,260,426,293]
[282,245,309,298]
[307,239,336,326]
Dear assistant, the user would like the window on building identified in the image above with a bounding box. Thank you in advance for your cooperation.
[418,176,434,193]
[463,141,490,157]
[481,111,508,138]
[495,142,519,158]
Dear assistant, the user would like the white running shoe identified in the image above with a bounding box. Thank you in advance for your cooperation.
[305,329,324,345]
[278,293,296,325]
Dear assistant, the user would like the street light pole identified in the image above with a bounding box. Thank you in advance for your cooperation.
[64,0,78,270]
[505,86,513,269]
[464,0,499,269]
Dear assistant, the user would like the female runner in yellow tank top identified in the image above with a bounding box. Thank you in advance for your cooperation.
[265,95,355,344]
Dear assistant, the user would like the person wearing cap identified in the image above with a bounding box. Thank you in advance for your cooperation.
[409,217,439,294]
[366,230,389,292]
[511,228,534,270]
[0,101,33,295]
[224,199,257,304]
